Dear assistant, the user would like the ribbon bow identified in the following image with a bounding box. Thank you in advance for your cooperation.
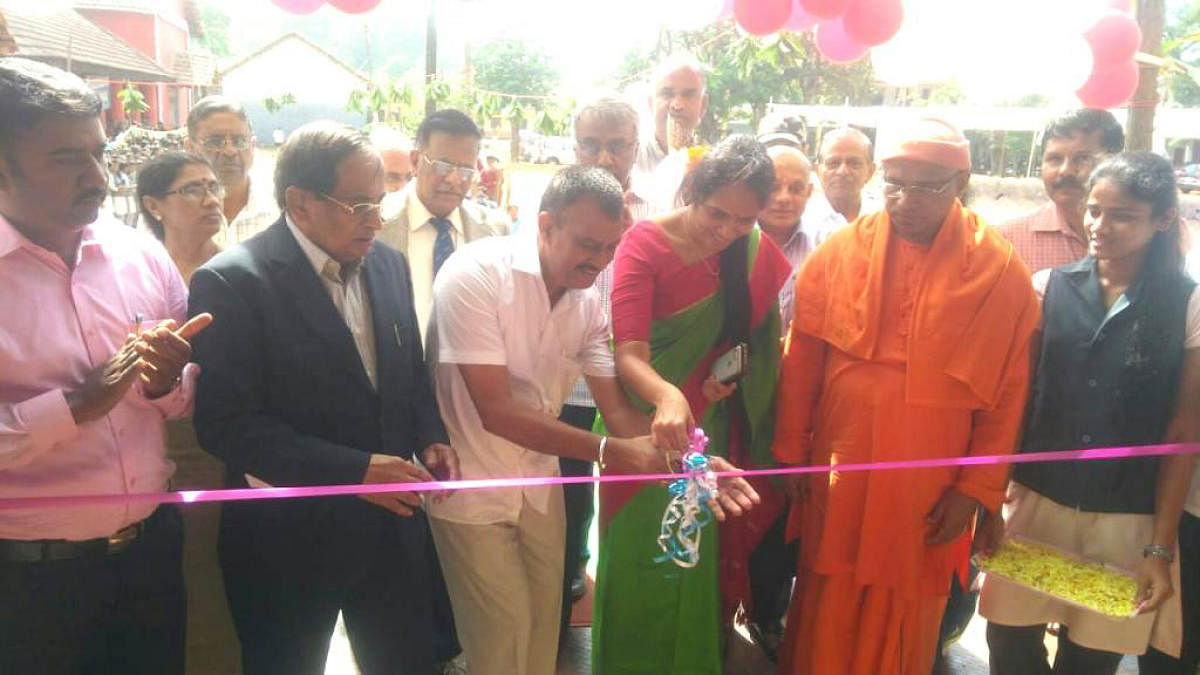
[655,428,718,568]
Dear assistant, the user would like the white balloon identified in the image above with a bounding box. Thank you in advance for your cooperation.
[667,0,728,30]
[1040,35,1096,97]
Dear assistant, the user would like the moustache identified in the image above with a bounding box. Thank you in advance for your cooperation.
[1051,177,1083,191]
[74,189,106,205]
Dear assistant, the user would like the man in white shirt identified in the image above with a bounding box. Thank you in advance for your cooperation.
[427,165,757,674]
[379,110,510,341]
[809,126,880,226]
[184,96,278,244]
[633,55,709,213]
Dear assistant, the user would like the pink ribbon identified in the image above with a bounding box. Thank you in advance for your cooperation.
[1,442,1196,510]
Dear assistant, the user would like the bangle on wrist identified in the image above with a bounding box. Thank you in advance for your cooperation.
[1143,544,1175,563]
[596,436,608,471]
[664,449,675,474]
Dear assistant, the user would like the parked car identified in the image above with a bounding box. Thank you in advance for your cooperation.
[1178,163,1200,193]
[534,136,576,165]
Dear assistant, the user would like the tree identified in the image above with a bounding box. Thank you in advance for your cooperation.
[117,83,149,124]
[197,5,232,58]
[616,23,878,141]
[1127,0,1165,152]
[1162,1,1200,105]
[472,39,560,162]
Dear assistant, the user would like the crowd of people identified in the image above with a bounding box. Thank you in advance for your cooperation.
[0,48,1198,675]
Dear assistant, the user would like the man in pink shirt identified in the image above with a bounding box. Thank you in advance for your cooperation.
[0,58,210,674]
[997,109,1124,276]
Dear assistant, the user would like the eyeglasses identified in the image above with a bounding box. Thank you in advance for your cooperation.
[319,193,384,219]
[199,135,252,151]
[420,154,477,183]
[821,156,868,171]
[577,139,636,158]
[163,181,225,202]
[882,175,958,198]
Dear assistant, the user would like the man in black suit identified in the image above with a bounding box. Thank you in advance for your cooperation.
[188,121,460,675]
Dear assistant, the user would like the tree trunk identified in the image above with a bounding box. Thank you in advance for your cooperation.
[992,130,1007,177]
[1127,0,1164,152]
[424,0,438,116]
[510,117,521,165]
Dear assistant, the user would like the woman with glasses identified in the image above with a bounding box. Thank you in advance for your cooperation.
[981,152,1199,675]
[593,135,790,672]
[137,151,226,283]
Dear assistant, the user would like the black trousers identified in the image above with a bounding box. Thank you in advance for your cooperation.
[1139,511,1200,674]
[219,498,437,675]
[559,403,598,631]
[748,505,797,629]
[0,505,186,675]
[986,622,1124,675]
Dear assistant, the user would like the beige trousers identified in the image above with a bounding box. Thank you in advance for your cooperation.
[430,488,565,675]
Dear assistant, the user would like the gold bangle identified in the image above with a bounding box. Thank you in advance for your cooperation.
[597,436,608,471]
[664,449,676,473]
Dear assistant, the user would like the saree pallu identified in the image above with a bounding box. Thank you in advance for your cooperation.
[593,228,788,673]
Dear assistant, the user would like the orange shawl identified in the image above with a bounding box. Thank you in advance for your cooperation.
[794,200,1038,411]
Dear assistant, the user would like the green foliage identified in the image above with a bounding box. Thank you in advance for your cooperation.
[263,92,296,115]
[616,23,878,141]
[197,5,232,58]
[117,83,149,121]
[1163,1,1200,105]
[473,39,562,158]
[347,78,421,131]
[473,39,560,98]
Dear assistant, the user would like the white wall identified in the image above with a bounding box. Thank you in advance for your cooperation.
[221,38,366,107]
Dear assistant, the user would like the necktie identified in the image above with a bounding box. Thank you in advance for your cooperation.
[431,217,455,277]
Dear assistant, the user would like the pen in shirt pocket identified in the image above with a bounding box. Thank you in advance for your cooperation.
[393,322,402,348]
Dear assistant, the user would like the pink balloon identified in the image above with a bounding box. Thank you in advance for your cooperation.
[1107,0,1131,10]
[271,0,324,13]
[327,0,380,12]
[798,0,851,20]
[1076,59,1140,108]
[734,0,793,35]
[1084,9,1143,65]
[842,0,903,47]
[815,19,869,64]
[785,0,818,31]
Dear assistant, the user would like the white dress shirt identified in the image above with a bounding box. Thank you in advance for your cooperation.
[427,235,615,525]
[398,185,464,341]
[285,215,378,390]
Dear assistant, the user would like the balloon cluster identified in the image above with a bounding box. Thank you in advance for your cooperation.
[656,429,718,569]
[725,0,904,64]
[270,0,379,14]
[1077,6,1143,108]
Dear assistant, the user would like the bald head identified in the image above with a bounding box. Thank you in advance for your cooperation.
[817,127,875,221]
[760,145,814,240]
[650,54,709,152]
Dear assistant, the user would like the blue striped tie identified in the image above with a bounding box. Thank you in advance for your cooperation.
[431,217,455,277]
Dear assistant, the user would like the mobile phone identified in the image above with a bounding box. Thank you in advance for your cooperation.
[710,343,748,384]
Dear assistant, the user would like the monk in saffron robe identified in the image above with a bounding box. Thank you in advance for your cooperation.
[772,118,1040,675]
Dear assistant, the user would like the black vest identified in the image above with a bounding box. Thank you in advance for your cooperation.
[1015,252,1194,514]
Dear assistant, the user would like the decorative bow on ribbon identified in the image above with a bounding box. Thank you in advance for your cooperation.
[656,428,719,568]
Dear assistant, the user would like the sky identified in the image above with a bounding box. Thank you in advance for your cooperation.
[200,0,1194,105]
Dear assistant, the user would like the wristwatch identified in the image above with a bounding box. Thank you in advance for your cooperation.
[1143,544,1175,563]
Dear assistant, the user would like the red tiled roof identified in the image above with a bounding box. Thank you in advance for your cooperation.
[1,4,174,81]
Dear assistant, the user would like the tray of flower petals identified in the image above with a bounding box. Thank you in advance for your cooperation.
[977,537,1139,618]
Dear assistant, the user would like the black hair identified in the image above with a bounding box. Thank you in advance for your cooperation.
[1088,151,1182,270]
[538,165,624,222]
[274,121,374,210]
[1042,108,1124,156]
[415,109,481,149]
[681,134,775,347]
[186,95,251,138]
[136,151,214,241]
[0,57,101,165]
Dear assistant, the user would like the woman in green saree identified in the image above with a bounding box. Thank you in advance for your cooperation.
[594,135,793,672]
